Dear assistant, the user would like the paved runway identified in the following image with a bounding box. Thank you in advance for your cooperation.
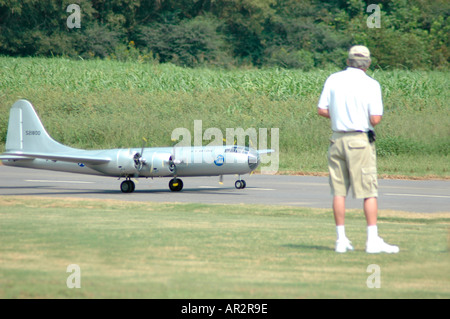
[0,165,449,213]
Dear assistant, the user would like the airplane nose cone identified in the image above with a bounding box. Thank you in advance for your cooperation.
[248,149,260,170]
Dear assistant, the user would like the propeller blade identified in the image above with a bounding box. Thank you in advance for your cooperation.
[141,137,147,156]
[222,138,237,145]
[170,139,179,175]
[133,137,148,171]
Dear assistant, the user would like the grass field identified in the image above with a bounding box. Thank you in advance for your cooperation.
[0,57,449,178]
[0,196,449,299]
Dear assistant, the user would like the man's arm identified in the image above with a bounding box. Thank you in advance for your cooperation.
[370,115,382,127]
[318,108,330,118]
[369,81,383,127]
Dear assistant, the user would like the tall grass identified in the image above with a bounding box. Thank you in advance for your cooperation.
[0,57,448,177]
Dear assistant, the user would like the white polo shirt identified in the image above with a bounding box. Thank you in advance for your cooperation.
[318,67,383,132]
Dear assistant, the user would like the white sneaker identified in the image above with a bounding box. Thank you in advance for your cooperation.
[335,239,354,253]
[366,237,399,254]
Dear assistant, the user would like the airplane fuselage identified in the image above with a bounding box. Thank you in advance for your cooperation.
[2,145,259,179]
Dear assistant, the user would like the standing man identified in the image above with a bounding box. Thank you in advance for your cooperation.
[317,45,399,254]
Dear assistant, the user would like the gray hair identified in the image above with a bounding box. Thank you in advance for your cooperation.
[347,58,371,70]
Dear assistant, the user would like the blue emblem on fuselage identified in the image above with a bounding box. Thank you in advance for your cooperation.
[214,155,224,166]
[78,163,85,167]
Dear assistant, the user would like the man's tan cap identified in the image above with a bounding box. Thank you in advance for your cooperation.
[348,45,371,60]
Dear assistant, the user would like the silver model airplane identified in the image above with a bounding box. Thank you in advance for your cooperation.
[0,100,272,193]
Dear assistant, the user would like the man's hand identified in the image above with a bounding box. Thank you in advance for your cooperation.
[370,115,382,127]
[318,108,330,118]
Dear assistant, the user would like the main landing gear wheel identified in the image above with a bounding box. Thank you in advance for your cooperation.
[235,180,246,189]
[120,180,135,193]
[169,178,183,192]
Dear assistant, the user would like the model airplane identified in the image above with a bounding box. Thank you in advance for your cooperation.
[0,100,273,193]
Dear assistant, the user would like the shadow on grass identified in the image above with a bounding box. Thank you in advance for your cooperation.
[282,243,332,251]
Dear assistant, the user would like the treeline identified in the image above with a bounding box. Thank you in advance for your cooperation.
[0,0,448,70]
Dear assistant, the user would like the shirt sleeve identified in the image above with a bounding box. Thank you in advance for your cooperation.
[368,81,383,116]
[318,78,330,110]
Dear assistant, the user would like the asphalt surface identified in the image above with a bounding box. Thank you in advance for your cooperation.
[0,165,449,213]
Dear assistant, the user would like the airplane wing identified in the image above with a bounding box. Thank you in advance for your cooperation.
[0,155,35,161]
[0,152,111,165]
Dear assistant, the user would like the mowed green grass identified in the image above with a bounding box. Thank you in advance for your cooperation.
[0,57,449,177]
[1,196,449,299]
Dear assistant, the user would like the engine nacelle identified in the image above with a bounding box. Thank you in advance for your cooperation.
[117,149,140,175]
[149,152,175,177]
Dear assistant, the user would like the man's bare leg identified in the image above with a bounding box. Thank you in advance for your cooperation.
[333,196,353,252]
[333,196,346,225]
[364,197,378,226]
[364,197,399,253]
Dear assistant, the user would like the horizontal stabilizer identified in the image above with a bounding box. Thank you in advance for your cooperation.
[1,152,111,165]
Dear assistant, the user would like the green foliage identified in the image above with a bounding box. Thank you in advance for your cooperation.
[136,14,231,67]
[109,41,157,64]
[0,0,448,69]
[266,48,315,70]
[262,14,352,69]
[377,135,424,157]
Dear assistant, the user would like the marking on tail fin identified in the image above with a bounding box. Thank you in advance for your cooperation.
[25,130,41,136]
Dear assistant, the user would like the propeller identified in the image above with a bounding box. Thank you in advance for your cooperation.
[168,138,186,174]
[169,139,178,175]
[168,155,177,175]
[133,137,148,171]
[249,138,256,176]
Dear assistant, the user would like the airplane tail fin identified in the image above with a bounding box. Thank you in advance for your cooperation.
[5,99,75,153]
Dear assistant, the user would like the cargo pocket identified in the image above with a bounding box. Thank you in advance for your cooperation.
[361,167,378,196]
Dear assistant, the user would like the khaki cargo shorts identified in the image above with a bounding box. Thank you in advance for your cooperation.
[327,132,378,199]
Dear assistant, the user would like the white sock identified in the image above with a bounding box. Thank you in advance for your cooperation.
[336,225,346,241]
[367,225,378,242]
